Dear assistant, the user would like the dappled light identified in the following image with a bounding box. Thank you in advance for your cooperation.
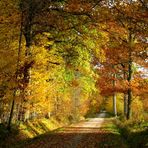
[0,0,148,147]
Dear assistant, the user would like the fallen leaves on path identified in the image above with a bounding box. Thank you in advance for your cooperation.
[21,118,127,148]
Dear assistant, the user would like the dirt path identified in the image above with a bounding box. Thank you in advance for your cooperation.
[60,117,105,148]
[20,113,128,148]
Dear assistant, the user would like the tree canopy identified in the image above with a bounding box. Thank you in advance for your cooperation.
[0,0,147,131]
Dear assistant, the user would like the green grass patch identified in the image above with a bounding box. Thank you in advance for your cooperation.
[18,118,64,138]
[100,119,121,135]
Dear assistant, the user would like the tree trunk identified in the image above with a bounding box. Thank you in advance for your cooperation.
[123,69,128,117]
[7,9,23,130]
[127,88,132,119]
[113,69,117,117]
[7,91,16,131]
[20,0,34,121]
[126,59,132,120]
[113,93,117,117]
[18,94,24,121]
[124,94,128,116]
[126,30,133,120]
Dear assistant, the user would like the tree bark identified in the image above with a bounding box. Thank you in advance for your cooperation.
[7,9,23,131]
[20,0,34,121]
[126,60,132,119]
[123,67,128,117]
[127,88,132,119]
[113,69,117,117]
[7,91,16,131]
[124,93,128,116]
[126,30,133,120]
[113,92,117,117]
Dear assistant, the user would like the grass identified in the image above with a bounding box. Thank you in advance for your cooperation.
[18,118,63,138]
[0,118,65,147]
[14,118,128,148]
[1,116,147,148]
[115,119,148,148]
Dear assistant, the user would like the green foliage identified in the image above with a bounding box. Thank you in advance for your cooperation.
[0,118,66,147]
[131,97,144,122]
[0,1,147,143]
[116,119,148,148]
[105,94,123,115]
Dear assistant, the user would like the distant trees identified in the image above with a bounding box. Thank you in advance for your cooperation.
[97,0,148,119]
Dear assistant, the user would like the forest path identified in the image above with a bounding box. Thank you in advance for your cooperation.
[22,113,128,148]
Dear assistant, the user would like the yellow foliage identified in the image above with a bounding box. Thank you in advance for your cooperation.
[105,94,124,115]
[131,97,144,121]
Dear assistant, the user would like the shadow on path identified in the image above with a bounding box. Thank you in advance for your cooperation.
[20,131,127,148]
[15,112,127,148]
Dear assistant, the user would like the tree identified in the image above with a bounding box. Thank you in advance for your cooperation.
[98,0,148,119]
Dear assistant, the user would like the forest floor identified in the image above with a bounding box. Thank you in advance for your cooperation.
[13,112,128,148]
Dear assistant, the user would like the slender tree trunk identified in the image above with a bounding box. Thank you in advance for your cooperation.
[126,30,133,120]
[126,60,132,119]
[124,94,127,116]
[7,10,23,131]
[7,91,16,131]
[113,69,117,117]
[18,93,24,121]
[20,0,34,121]
[127,88,132,119]
[113,92,117,117]
[123,69,128,117]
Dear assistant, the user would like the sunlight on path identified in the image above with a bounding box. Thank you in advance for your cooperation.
[71,118,105,128]
[69,111,109,130]
[61,116,107,148]
[22,113,127,148]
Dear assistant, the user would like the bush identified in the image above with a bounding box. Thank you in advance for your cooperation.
[131,98,144,123]
[115,119,148,148]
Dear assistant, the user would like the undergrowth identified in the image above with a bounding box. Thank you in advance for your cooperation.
[0,117,68,147]
[115,119,148,148]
